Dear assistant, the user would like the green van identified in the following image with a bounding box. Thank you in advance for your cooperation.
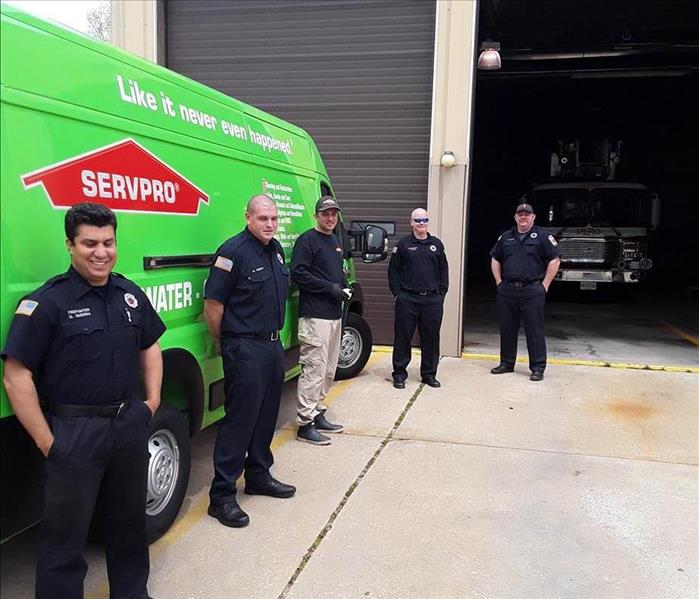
[0,3,386,542]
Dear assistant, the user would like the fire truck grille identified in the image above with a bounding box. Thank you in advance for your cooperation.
[558,238,611,264]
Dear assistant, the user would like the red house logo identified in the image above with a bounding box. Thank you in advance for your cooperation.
[22,139,209,215]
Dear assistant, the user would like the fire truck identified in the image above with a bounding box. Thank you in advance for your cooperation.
[524,140,660,290]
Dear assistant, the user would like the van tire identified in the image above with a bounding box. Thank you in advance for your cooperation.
[145,404,191,543]
[335,312,373,380]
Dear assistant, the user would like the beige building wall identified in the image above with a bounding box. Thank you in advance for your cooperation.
[427,0,479,357]
[111,0,164,64]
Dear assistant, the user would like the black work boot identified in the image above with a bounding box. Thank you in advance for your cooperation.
[244,477,296,498]
[207,500,250,528]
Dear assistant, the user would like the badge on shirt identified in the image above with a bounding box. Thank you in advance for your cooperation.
[215,256,233,272]
[430,245,437,252]
[548,234,558,246]
[530,232,538,239]
[408,246,417,251]
[15,299,38,317]
[124,293,138,308]
[277,253,284,264]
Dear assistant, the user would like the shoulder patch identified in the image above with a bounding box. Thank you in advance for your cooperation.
[548,234,558,246]
[392,246,398,254]
[15,299,39,317]
[215,256,234,272]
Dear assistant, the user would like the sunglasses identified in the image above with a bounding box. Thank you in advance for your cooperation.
[412,218,429,224]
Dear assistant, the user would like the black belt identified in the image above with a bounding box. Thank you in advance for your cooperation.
[48,401,127,418]
[505,280,540,288]
[226,331,279,341]
[406,289,439,296]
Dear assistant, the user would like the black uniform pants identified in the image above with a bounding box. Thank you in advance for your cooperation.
[392,292,444,381]
[496,282,547,372]
[37,401,152,599]
[210,337,285,505]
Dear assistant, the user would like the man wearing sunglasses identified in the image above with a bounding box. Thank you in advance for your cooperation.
[388,208,449,389]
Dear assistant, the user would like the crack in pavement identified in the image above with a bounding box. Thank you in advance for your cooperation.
[276,383,426,599]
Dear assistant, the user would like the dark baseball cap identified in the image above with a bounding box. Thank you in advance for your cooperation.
[315,196,341,213]
[515,203,534,214]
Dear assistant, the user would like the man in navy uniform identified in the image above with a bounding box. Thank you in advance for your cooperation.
[490,203,561,381]
[204,194,295,528]
[388,208,449,389]
[2,202,165,599]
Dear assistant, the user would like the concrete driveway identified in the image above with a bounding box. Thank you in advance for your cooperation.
[1,352,697,599]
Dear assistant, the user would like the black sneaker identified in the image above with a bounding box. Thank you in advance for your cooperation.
[421,377,441,388]
[530,371,544,382]
[314,412,344,433]
[393,379,406,389]
[297,423,331,445]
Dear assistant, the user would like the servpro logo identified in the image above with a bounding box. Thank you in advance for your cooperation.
[21,139,209,215]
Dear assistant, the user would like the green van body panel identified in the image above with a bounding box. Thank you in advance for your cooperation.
[0,2,341,426]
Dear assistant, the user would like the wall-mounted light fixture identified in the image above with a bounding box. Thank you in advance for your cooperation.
[441,151,456,168]
[478,41,501,70]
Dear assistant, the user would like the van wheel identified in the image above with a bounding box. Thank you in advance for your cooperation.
[335,313,373,380]
[145,404,191,543]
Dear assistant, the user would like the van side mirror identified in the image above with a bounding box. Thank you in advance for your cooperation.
[348,221,392,263]
[361,225,388,263]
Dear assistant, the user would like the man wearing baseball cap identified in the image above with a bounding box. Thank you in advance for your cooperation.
[290,195,349,445]
[489,203,561,381]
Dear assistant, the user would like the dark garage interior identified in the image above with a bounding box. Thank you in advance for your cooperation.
[464,0,699,360]
[469,0,699,295]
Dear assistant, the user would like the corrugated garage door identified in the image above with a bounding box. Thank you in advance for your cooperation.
[166,0,436,344]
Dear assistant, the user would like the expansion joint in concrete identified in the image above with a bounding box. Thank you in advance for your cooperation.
[276,384,426,598]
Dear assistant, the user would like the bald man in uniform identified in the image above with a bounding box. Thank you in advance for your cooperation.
[388,208,449,389]
[204,194,295,528]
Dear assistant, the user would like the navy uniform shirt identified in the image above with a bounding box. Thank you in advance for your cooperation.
[1,266,166,406]
[490,225,561,282]
[205,228,289,334]
[388,233,449,297]
[291,229,347,320]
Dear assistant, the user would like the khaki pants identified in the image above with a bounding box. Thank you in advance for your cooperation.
[297,317,342,425]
